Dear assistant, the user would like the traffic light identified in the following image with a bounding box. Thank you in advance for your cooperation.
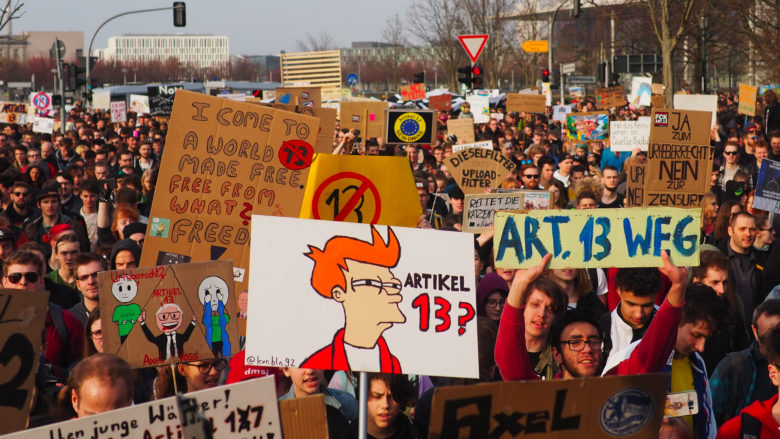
[412,72,425,84]
[66,63,87,91]
[610,73,620,86]
[471,65,483,89]
[458,66,473,87]
[173,2,186,27]
[542,68,550,82]
[572,0,581,18]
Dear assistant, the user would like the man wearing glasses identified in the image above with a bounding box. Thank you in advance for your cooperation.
[718,142,748,192]
[520,165,541,190]
[1,181,36,229]
[68,253,106,325]
[177,358,227,392]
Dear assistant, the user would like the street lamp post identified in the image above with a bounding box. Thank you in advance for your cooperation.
[122,68,128,85]
[699,16,708,93]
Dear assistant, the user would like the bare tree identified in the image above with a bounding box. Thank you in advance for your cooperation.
[408,0,468,91]
[381,14,408,91]
[296,31,337,52]
[464,0,521,89]
[0,0,23,34]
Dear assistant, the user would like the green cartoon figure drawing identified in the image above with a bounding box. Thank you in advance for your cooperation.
[112,274,142,343]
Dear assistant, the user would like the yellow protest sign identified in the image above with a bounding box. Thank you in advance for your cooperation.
[493,208,701,269]
[299,154,422,227]
[738,83,758,116]
[444,147,516,194]
[521,40,549,53]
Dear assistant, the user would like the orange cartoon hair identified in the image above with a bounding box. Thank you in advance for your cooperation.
[305,226,401,298]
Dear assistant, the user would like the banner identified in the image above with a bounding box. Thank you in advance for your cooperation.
[428,374,668,439]
[0,102,29,124]
[447,118,476,144]
[466,95,490,123]
[444,147,517,194]
[401,83,426,101]
[4,377,281,439]
[139,90,321,300]
[566,112,609,142]
[339,101,388,139]
[753,158,780,213]
[452,140,492,154]
[385,109,435,145]
[299,154,422,227]
[506,93,546,113]
[245,217,479,378]
[428,94,452,112]
[129,94,150,114]
[493,207,701,269]
[463,191,550,233]
[0,289,48,435]
[595,86,624,109]
[148,85,183,116]
[275,86,321,107]
[738,83,758,116]
[610,117,650,152]
[110,101,127,123]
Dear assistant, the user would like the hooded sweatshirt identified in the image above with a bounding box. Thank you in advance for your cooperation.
[109,238,142,270]
[717,394,780,438]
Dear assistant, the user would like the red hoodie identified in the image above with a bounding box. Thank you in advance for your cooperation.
[717,394,780,438]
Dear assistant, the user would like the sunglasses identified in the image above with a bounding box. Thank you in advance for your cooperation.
[5,272,40,284]
[519,159,533,165]
[13,192,29,197]
[523,174,540,179]
[724,151,739,155]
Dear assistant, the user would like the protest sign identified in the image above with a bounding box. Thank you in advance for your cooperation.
[552,104,573,122]
[651,94,665,108]
[566,112,609,142]
[738,83,758,116]
[29,91,52,117]
[542,82,552,106]
[610,117,650,152]
[0,289,48,435]
[275,86,321,107]
[279,394,329,439]
[625,163,646,207]
[452,140,492,154]
[92,92,110,111]
[753,159,780,213]
[99,260,238,368]
[129,94,151,114]
[428,94,452,112]
[568,86,585,98]
[444,147,517,194]
[447,118,476,144]
[466,95,490,123]
[673,94,718,128]
[652,83,664,95]
[245,217,479,378]
[4,376,281,439]
[595,85,624,109]
[644,109,714,207]
[257,101,336,154]
[148,84,183,116]
[463,190,550,233]
[339,101,388,139]
[493,207,701,269]
[139,90,321,302]
[32,116,54,134]
[401,83,426,101]
[491,189,551,209]
[299,154,422,227]
[506,93,546,113]
[385,109,435,145]
[428,373,667,439]
[0,102,28,124]
[630,77,652,107]
[110,101,127,123]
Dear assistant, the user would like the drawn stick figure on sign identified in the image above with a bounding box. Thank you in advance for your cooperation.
[111,274,142,344]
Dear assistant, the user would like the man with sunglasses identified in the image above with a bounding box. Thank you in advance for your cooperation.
[2,250,84,371]
[520,164,541,190]
[718,142,749,192]
[1,181,37,229]
[68,253,106,325]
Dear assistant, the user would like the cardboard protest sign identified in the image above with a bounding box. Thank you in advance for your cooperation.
[129,94,150,114]
[245,217,479,378]
[493,207,701,269]
[644,109,714,207]
[428,373,667,439]
[447,118,476,144]
[98,261,237,368]
[630,77,652,107]
[139,90,320,312]
[506,93,546,113]
[428,94,452,112]
[552,104,573,122]
[0,102,29,124]
[110,101,127,123]
[32,116,54,134]
[385,109,434,144]
[275,86,321,107]
[738,83,758,116]
[753,159,780,213]
[463,190,550,233]
[452,140,492,154]
[490,188,551,209]
[466,95,490,123]
[92,92,110,111]
[444,147,517,194]
[652,83,665,95]
[0,290,48,435]
[651,94,665,108]
[256,101,336,154]
[299,154,422,227]
[401,83,426,101]
[339,101,388,139]
[148,84,183,116]
[673,94,718,128]
[568,86,585,98]
[595,86,625,109]
[566,112,609,141]
[610,117,650,152]
[625,163,646,207]
[4,376,281,439]
[280,394,329,439]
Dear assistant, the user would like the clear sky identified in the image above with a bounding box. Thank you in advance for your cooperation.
[14,0,416,55]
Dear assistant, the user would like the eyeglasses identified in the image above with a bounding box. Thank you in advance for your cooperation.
[158,312,181,321]
[13,191,29,197]
[196,359,227,374]
[90,329,103,340]
[523,174,540,179]
[485,299,505,307]
[5,272,40,284]
[724,150,739,156]
[77,271,100,282]
[560,338,603,352]
[351,278,402,294]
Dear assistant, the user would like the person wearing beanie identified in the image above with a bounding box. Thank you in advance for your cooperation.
[109,239,141,270]
[122,222,146,249]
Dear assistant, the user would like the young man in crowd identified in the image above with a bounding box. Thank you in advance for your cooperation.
[358,373,417,439]
[718,212,763,324]
[68,253,106,325]
[599,165,624,208]
[69,354,134,418]
[23,184,90,255]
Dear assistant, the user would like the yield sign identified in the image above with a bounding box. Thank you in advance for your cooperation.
[458,34,489,64]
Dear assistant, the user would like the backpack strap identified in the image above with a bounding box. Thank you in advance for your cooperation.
[740,411,762,439]
[587,268,598,295]
[48,303,70,350]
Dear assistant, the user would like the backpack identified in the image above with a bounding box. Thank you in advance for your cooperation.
[740,411,762,439]
[48,303,70,350]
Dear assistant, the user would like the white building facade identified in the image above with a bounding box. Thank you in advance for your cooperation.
[99,34,229,69]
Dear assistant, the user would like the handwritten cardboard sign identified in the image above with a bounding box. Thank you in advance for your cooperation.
[275,86,321,107]
[444,147,517,194]
[610,117,650,152]
[280,394,329,439]
[129,94,150,114]
[299,154,422,227]
[110,101,127,123]
[452,140,492,154]
[0,290,48,435]
[32,116,54,134]
[401,83,426,101]
[0,102,29,124]
[428,94,452,112]
[447,118,476,144]
[148,85,183,116]
[506,93,546,113]
[738,83,758,116]
[651,95,665,108]
[256,101,336,154]
[4,376,281,439]
[552,104,574,122]
[493,207,701,269]
[566,112,609,142]
[466,95,490,123]
[648,109,711,145]
[385,109,435,145]
[245,217,479,378]
[339,101,388,139]
[463,190,550,233]
[625,163,646,208]
[428,374,667,439]
[753,158,780,213]
[595,86,625,109]
[99,260,237,368]
[139,90,320,298]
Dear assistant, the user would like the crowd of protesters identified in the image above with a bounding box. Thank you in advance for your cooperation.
[2,87,780,439]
